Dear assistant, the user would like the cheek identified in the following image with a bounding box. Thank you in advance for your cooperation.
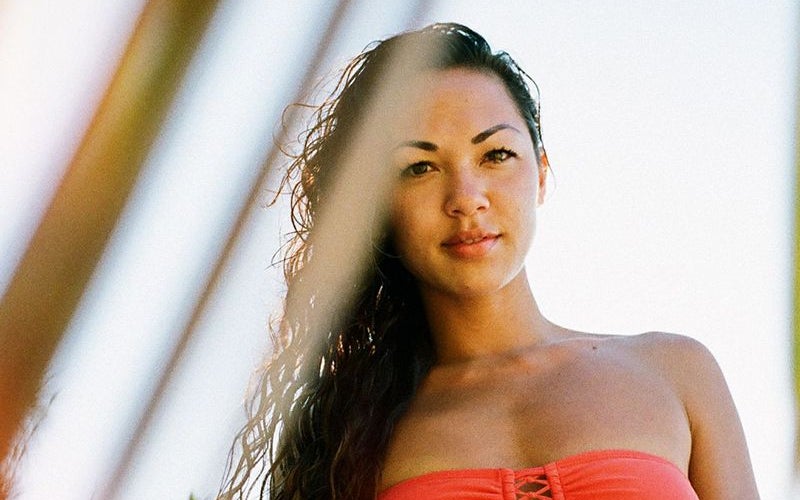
[388,191,439,276]
[389,203,425,256]
[502,171,539,244]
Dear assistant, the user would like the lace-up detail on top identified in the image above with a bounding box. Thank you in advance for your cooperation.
[514,472,552,499]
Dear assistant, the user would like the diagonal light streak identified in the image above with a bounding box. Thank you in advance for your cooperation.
[0,0,220,479]
[97,1,431,498]
[101,1,438,496]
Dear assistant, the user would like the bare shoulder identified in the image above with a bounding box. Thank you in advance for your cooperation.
[616,330,711,359]
[609,331,759,499]
[608,331,734,417]
[560,330,726,419]
[607,331,720,388]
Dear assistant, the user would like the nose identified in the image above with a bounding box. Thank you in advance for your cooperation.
[444,170,489,217]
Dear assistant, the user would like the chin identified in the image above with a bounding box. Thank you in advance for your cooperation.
[427,271,524,299]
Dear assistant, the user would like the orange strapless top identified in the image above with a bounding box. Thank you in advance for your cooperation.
[379,449,699,500]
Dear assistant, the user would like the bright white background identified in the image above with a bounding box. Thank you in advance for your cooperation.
[1,1,797,498]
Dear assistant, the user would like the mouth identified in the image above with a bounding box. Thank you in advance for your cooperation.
[443,229,499,246]
[442,230,500,258]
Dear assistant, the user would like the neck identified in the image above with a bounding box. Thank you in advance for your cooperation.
[420,270,555,365]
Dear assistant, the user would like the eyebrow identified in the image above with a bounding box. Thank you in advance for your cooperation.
[471,123,520,144]
[395,123,521,151]
[396,140,438,151]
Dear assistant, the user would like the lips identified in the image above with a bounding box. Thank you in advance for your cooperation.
[442,229,500,258]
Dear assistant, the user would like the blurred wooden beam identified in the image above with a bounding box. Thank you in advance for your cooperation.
[794,7,800,470]
[0,0,221,471]
[97,1,361,496]
[100,1,435,497]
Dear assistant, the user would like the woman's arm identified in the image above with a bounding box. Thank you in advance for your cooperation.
[666,335,760,499]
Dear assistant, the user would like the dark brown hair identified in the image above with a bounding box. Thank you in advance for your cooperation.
[220,22,544,500]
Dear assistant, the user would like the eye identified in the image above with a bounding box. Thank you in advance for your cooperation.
[483,148,517,164]
[401,161,434,178]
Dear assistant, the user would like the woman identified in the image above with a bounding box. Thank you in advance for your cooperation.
[221,23,759,499]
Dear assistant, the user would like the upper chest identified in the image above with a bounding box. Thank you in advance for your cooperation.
[381,340,691,487]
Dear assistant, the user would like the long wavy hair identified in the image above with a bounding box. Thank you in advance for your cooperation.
[220,22,545,500]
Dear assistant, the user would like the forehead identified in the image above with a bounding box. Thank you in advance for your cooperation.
[396,68,526,138]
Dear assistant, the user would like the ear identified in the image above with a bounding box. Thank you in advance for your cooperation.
[537,149,549,206]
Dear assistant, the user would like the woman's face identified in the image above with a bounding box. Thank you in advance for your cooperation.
[388,68,546,299]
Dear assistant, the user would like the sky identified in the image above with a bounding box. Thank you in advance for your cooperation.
[1,0,798,498]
